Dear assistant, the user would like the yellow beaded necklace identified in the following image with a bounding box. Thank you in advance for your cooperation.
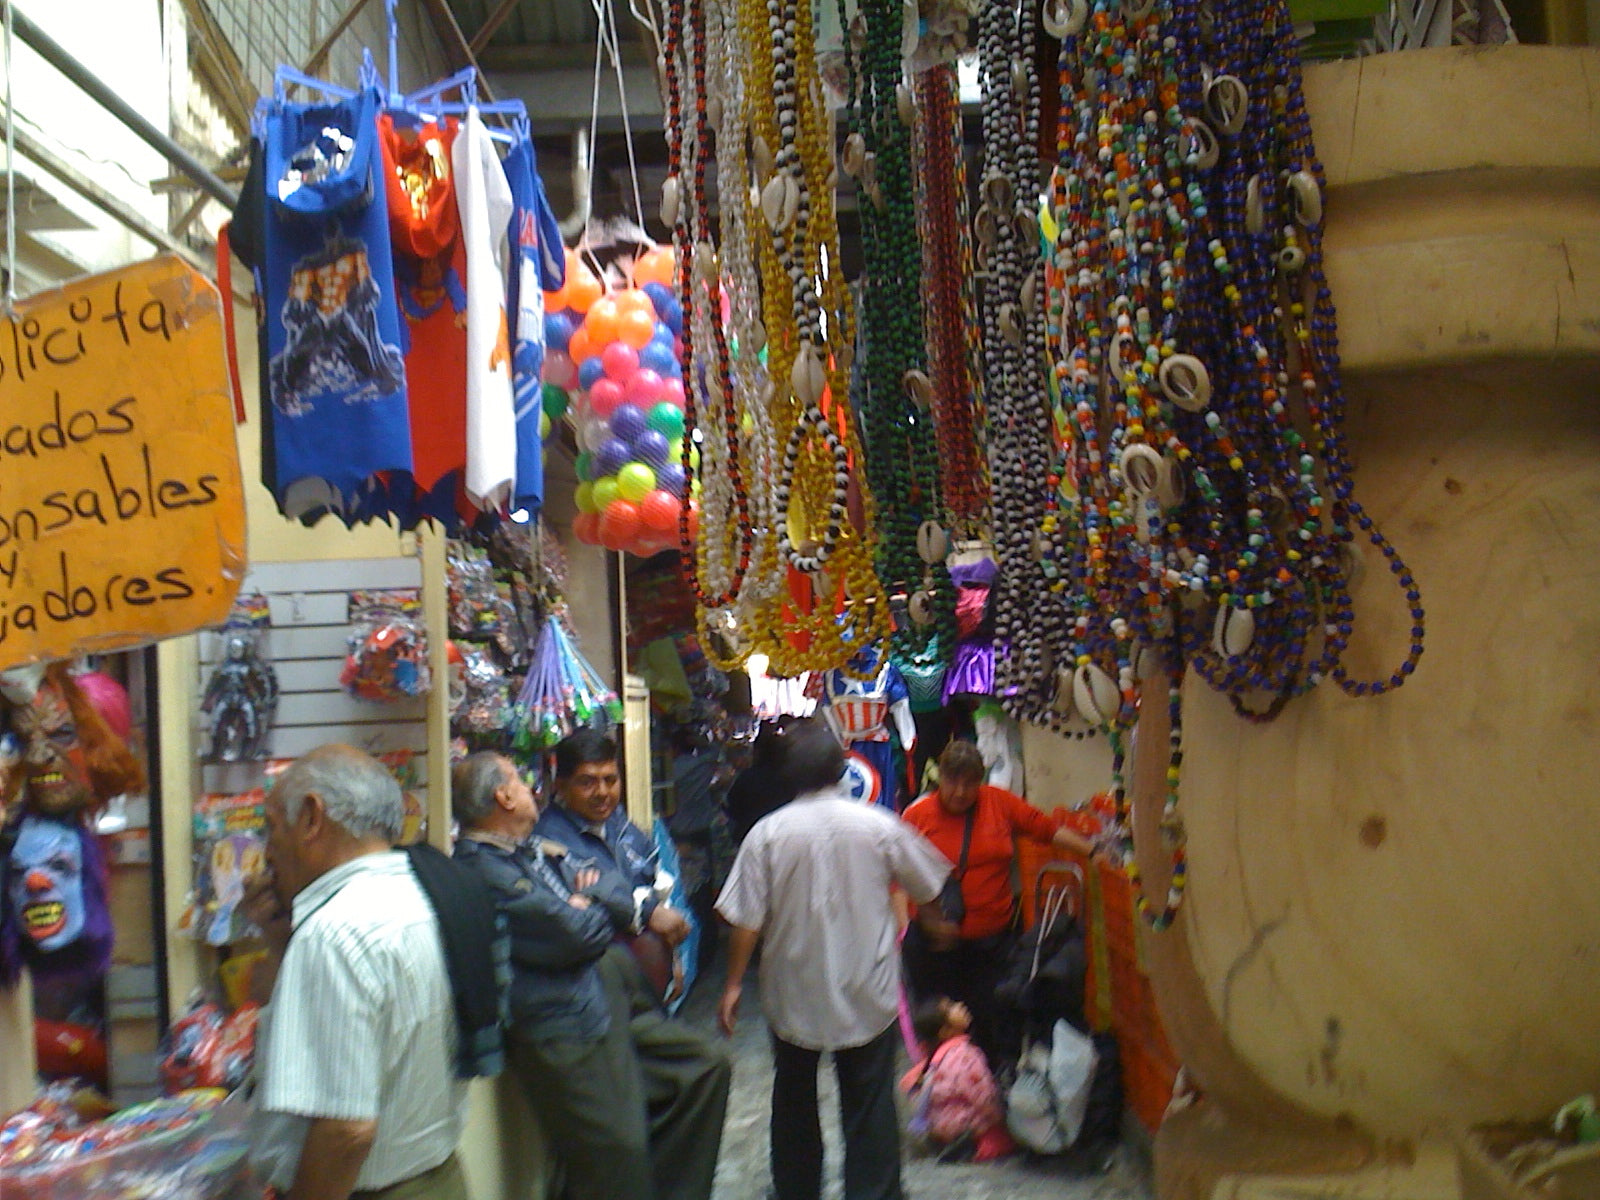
[732,0,890,677]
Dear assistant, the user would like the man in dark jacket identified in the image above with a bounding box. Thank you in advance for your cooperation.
[452,752,728,1200]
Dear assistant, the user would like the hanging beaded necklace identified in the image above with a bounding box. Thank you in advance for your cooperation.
[976,0,1077,728]
[706,0,783,635]
[662,0,754,616]
[913,63,990,537]
[1048,0,1425,930]
[840,0,958,678]
[734,0,893,676]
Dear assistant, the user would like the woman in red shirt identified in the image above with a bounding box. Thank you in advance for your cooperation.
[900,741,1094,1066]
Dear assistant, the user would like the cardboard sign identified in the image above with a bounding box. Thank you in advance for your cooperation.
[0,256,246,669]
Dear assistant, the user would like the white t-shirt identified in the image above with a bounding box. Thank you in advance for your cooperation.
[716,786,950,1051]
[453,105,517,510]
[251,852,468,1191]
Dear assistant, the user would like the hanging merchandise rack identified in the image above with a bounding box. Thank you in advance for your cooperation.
[228,2,564,532]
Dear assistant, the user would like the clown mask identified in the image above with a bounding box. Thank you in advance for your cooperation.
[7,815,87,953]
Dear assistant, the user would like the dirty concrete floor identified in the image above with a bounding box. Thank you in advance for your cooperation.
[679,940,1156,1200]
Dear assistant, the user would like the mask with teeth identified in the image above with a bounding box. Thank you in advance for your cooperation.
[1,664,144,819]
[0,810,112,986]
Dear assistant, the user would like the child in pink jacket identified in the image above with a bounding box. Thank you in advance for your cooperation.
[901,997,1016,1162]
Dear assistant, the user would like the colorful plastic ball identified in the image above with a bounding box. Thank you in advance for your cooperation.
[657,297,684,336]
[592,475,621,510]
[632,428,671,470]
[539,410,551,439]
[656,460,686,498]
[568,268,604,314]
[599,500,643,550]
[624,368,665,410]
[638,338,678,377]
[617,307,657,350]
[575,451,594,482]
[578,356,605,390]
[542,349,577,390]
[573,511,603,545]
[545,309,576,353]
[575,481,598,514]
[584,296,622,345]
[568,325,596,367]
[596,437,633,478]
[631,247,676,288]
[578,415,610,453]
[647,401,686,441]
[660,376,686,410]
[638,489,680,535]
[589,378,626,420]
[617,462,657,503]
[542,382,570,420]
[633,536,671,558]
[614,288,657,319]
[601,340,640,383]
[610,403,648,443]
[641,282,674,314]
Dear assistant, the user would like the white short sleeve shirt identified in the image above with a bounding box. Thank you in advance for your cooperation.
[716,787,950,1051]
[251,852,468,1191]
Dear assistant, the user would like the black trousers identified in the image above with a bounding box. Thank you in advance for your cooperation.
[769,1022,903,1200]
[901,923,1017,1067]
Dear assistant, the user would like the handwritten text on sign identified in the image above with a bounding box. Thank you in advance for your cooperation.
[0,256,247,669]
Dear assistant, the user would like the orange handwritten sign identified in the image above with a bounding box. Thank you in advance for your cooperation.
[0,255,246,669]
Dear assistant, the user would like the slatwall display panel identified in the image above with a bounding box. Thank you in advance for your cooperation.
[196,557,427,798]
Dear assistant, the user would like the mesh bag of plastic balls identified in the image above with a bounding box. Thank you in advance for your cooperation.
[341,590,431,702]
[0,1087,260,1199]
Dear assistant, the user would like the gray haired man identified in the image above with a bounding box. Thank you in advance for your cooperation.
[247,744,471,1200]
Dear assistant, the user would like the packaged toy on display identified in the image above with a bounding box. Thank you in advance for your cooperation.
[175,791,268,947]
[159,999,260,1094]
[341,590,431,701]
[199,597,279,764]
[0,1088,258,1200]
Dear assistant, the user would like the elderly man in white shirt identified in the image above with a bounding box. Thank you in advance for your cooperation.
[717,718,951,1200]
[246,744,470,1200]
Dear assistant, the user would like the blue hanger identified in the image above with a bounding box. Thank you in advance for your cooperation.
[273,64,358,104]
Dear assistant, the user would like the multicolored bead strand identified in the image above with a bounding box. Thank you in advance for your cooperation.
[1047,0,1427,930]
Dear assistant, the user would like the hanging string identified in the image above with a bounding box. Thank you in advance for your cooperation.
[3,0,16,315]
[589,0,647,235]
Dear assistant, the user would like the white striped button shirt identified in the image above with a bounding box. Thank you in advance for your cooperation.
[250,851,468,1191]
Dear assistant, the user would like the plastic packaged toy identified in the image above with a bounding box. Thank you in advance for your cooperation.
[342,590,430,701]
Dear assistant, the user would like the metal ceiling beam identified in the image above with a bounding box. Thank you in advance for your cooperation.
[7,123,213,275]
[303,0,381,76]
[11,6,238,209]
[488,65,662,134]
[418,0,499,102]
[479,38,652,71]
[469,0,524,54]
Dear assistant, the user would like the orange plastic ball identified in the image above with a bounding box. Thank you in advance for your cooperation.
[599,499,643,550]
[585,296,623,345]
[568,269,604,314]
[613,288,657,319]
[617,307,657,350]
[631,247,676,289]
[573,511,603,545]
[638,489,681,535]
[567,325,596,366]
